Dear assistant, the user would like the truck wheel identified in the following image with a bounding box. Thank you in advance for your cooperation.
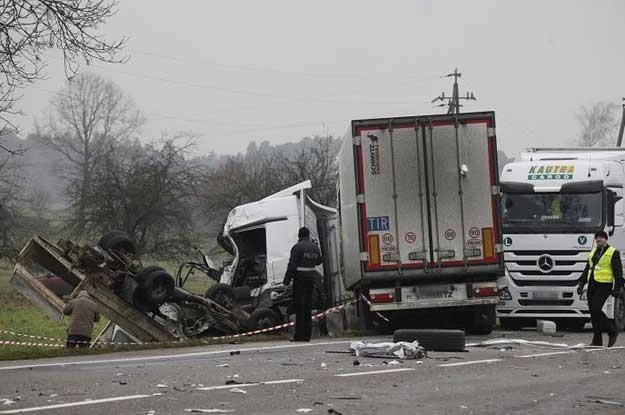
[465,305,496,335]
[615,295,625,332]
[98,231,136,257]
[246,308,282,332]
[499,317,524,331]
[393,329,465,352]
[557,319,587,332]
[205,283,236,307]
[136,268,175,306]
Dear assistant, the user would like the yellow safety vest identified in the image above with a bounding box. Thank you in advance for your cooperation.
[588,246,616,283]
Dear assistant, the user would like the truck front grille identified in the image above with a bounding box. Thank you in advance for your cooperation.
[518,299,574,306]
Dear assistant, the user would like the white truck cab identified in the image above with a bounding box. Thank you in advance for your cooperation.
[498,148,625,329]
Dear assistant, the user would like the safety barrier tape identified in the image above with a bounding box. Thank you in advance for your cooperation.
[0,297,362,348]
[0,339,64,348]
[359,294,390,322]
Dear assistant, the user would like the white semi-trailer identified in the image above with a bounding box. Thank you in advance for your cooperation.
[498,148,625,330]
[337,111,502,333]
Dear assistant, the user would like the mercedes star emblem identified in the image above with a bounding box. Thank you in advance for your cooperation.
[537,254,554,273]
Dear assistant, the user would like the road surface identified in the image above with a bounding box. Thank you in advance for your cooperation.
[0,330,624,414]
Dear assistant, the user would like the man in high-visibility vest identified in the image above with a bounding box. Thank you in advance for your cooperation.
[577,231,624,347]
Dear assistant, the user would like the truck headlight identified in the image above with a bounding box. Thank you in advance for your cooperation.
[498,287,512,301]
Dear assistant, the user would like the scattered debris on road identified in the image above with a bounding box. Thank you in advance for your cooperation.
[349,340,425,359]
[296,409,312,413]
[327,409,343,415]
[588,397,625,407]
[184,410,235,413]
[229,388,247,394]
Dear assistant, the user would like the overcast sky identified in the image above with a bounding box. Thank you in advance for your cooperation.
[10,0,625,158]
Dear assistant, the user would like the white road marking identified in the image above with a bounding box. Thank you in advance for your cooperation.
[0,341,352,371]
[197,378,304,391]
[514,351,573,358]
[0,394,152,414]
[585,345,625,353]
[334,368,415,377]
[437,358,502,367]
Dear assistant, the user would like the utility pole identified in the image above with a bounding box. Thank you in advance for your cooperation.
[617,98,625,147]
[431,68,477,114]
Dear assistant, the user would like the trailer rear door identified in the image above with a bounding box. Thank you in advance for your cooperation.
[353,112,500,274]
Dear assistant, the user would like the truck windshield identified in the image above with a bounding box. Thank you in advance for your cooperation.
[501,192,603,233]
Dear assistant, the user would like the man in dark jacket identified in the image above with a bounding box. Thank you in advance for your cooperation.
[577,231,624,347]
[63,290,100,348]
[283,227,323,342]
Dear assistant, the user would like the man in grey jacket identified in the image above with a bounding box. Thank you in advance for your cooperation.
[63,290,100,348]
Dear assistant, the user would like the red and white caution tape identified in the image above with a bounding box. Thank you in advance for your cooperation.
[0,298,359,348]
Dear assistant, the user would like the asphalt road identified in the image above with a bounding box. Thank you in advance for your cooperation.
[0,330,624,415]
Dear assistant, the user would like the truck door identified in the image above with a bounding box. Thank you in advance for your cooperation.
[355,113,500,273]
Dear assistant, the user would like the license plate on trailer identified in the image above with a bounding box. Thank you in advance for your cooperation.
[403,284,466,301]
[532,291,558,300]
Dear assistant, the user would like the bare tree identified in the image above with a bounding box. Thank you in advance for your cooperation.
[84,135,202,257]
[276,136,340,207]
[576,102,619,147]
[201,142,286,217]
[0,0,126,151]
[39,72,143,234]
[0,150,24,257]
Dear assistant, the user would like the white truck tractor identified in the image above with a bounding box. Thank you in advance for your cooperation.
[498,148,625,330]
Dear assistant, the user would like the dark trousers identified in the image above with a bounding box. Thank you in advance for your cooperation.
[587,281,616,338]
[66,334,91,348]
[293,277,314,341]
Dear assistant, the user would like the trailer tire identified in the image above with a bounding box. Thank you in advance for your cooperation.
[499,317,525,331]
[393,329,465,352]
[136,267,175,306]
[98,231,136,256]
[205,283,236,307]
[246,308,282,332]
[465,305,496,335]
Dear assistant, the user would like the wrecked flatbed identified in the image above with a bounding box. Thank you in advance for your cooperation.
[11,236,250,344]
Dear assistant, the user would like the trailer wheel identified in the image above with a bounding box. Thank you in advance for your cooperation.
[136,267,175,306]
[98,231,136,257]
[393,329,465,352]
[246,308,282,332]
[205,283,236,307]
[499,317,525,331]
[465,305,496,335]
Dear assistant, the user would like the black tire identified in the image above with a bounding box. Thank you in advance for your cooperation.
[499,317,524,331]
[557,318,587,332]
[246,308,282,331]
[205,283,236,306]
[98,231,136,256]
[135,267,175,306]
[465,305,496,335]
[393,329,466,352]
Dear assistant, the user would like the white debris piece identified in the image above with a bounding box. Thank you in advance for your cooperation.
[156,384,168,388]
[349,340,425,359]
[217,364,230,368]
[296,410,313,413]
[536,320,557,335]
[320,363,328,369]
[229,388,247,394]
[1,399,16,406]
[184,410,235,413]
[145,411,156,415]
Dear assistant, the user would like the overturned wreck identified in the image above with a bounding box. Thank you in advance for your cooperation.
[11,233,250,343]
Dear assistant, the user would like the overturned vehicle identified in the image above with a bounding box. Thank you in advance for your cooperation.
[11,232,251,343]
[197,181,346,330]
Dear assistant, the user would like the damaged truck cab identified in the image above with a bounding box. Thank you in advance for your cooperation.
[216,181,345,324]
